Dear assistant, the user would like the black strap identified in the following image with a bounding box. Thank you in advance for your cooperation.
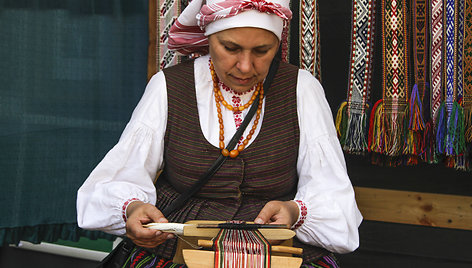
[161,57,280,217]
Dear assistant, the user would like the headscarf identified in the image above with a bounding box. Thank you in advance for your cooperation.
[168,0,292,55]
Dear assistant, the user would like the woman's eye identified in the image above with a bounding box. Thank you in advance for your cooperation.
[254,49,269,55]
[224,46,238,52]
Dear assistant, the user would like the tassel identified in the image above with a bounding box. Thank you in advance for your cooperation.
[454,155,466,171]
[435,102,447,154]
[445,101,466,156]
[344,112,369,154]
[467,145,472,171]
[464,107,472,171]
[335,101,348,145]
[465,107,472,143]
[368,99,384,153]
[445,156,455,168]
[405,127,425,162]
[409,84,426,131]
[404,84,425,162]
[421,120,437,164]
[385,108,407,157]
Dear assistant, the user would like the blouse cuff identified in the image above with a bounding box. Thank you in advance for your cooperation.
[121,198,141,223]
[291,200,308,230]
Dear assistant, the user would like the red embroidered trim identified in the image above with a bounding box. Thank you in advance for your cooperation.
[221,82,256,96]
[292,200,307,230]
[231,95,244,144]
[122,198,140,222]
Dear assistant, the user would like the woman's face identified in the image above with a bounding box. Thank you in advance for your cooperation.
[208,27,280,93]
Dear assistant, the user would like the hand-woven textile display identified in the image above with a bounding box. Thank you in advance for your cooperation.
[337,0,471,171]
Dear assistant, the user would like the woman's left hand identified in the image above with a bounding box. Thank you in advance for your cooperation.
[254,200,299,227]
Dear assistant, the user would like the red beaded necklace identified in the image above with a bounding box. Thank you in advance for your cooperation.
[209,61,264,158]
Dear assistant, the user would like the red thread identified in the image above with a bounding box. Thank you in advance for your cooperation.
[122,198,140,222]
[292,200,307,229]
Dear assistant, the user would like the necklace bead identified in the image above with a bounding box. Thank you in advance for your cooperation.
[210,60,263,158]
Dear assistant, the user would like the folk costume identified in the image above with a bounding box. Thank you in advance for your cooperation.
[77,0,361,267]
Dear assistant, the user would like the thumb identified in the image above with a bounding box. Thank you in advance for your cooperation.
[254,201,280,224]
[144,205,168,223]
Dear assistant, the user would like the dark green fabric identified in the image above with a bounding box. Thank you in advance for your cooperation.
[0,0,148,245]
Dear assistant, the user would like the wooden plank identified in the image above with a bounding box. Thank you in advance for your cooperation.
[147,0,157,81]
[354,187,472,230]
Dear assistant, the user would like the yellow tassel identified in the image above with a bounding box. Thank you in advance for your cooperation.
[368,100,384,153]
[335,102,347,136]
[335,101,348,143]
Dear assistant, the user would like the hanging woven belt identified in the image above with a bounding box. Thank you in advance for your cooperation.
[335,0,376,155]
[368,0,409,165]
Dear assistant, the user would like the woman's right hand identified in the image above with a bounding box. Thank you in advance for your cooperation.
[125,201,175,248]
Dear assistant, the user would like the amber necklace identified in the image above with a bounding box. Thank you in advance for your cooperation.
[210,61,264,158]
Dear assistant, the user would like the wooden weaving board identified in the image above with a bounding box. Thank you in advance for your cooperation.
[183,250,303,268]
[172,220,301,267]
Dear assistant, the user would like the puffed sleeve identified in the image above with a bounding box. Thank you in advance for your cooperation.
[77,72,168,236]
[294,70,362,253]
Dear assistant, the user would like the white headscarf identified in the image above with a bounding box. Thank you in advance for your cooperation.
[168,0,292,55]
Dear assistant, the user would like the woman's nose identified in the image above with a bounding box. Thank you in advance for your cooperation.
[236,52,253,73]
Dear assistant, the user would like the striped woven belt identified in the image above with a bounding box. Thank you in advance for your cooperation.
[431,0,444,122]
[335,0,376,154]
[371,0,409,157]
[299,0,321,80]
[437,0,466,156]
[465,0,472,149]
[406,0,429,160]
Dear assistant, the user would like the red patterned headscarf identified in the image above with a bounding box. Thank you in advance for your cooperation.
[168,0,292,55]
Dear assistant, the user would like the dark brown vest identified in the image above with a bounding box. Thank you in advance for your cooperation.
[152,59,328,262]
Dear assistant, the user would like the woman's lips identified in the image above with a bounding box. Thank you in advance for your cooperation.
[231,75,253,85]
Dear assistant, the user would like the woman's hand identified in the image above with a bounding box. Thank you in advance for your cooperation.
[254,200,299,227]
[125,201,175,248]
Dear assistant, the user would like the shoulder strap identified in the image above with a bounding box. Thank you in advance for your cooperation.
[162,57,281,217]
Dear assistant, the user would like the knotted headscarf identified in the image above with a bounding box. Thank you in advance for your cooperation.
[168,0,292,55]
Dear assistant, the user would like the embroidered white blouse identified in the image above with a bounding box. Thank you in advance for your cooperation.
[76,55,362,254]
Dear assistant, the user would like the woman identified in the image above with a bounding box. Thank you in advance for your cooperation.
[77,0,362,267]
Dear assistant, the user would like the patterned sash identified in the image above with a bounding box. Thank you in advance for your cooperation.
[406,0,428,162]
[422,0,444,163]
[299,0,322,80]
[457,0,465,101]
[431,0,444,122]
[369,0,409,157]
[335,0,376,154]
[437,0,466,157]
[465,0,472,167]
[156,0,187,71]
